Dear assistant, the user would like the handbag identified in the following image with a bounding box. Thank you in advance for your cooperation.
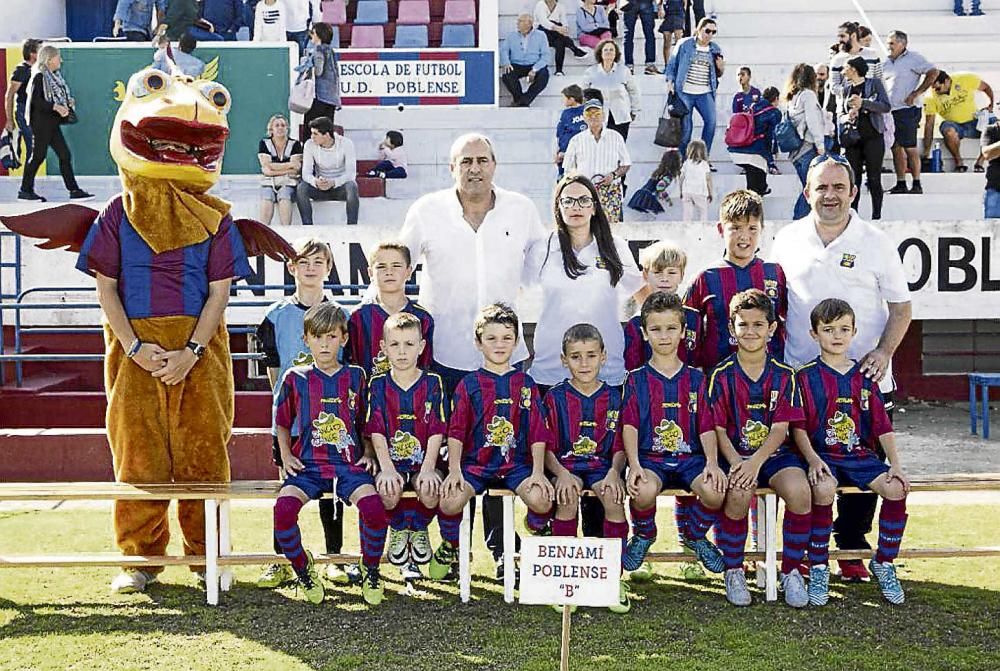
[666,91,688,118]
[655,115,682,148]
[839,121,861,148]
[288,75,315,114]
[774,110,803,153]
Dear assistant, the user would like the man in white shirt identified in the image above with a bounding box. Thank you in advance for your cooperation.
[397,132,546,575]
[295,116,359,225]
[770,154,912,582]
[562,98,630,221]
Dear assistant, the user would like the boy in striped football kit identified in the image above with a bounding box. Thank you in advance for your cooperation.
[708,289,812,608]
[543,324,631,613]
[273,303,388,606]
[429,303,554,581]
[793,298,910,606]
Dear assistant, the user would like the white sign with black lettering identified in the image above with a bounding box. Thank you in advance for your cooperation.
[518,537,620,607]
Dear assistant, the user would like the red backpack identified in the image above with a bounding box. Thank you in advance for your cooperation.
[725,108,767,148]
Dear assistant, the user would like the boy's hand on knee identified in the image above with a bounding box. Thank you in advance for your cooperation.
[554,472,580,506]
[807,459,832,486]
[728,459,758,490]
[626,468,646,497]
[280,453,304,478]
[376,468,404,498]
[526,473,555,501]
[887,465,910,493]
[442,471,466,498]
[415,469,442,498]
[597,472,625,504]
[702,463,727,493]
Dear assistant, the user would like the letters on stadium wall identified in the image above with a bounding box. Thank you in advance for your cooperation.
[337,51,496,106]
[9,221,1000,325]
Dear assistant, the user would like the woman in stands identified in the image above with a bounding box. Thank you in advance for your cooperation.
[583,39,640,140]
[302,22,341,129]
[838,56,890,219]
[17,45,92,202]
[785,63,827,219]
[727,86,781,197]
[534,0,588,77]
[258,114,303,226]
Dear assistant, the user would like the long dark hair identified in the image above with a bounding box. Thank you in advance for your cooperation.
[785,63,816,101]
[546,175,624,287]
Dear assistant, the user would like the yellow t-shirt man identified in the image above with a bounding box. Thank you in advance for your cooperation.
[924,72,982,123]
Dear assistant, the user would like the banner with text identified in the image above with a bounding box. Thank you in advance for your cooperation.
[337,50,495,106]
[519,537,620,607]
[7,220,1000,325]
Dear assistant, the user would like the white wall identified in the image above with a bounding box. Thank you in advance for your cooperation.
[0,0,66,43]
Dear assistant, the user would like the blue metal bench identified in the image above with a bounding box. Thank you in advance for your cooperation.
[969,373,1000,438]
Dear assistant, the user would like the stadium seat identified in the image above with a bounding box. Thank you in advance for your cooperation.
[443,0,475,24]
[350,24,385,48]
[440,23,475,47]
[354,0,389,25]
[394,24,429,47]
[397,0,431,25]
[321,0,347,24]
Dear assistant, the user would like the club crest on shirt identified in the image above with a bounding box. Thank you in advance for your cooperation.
[605,409,619,431]
[685,327,697,350]
[825,411,860,452]
[389,429,425,464]
[348,389,358,411]
[371,351,391,376]
[769,390,779,411]
[520,387,532,409]
[486,415,516,461]
[740,419,768,452]
[566,435,598,459]
[424,400,434,422]
[763,278,779,300]
[652,419,691,454]
[688,392,698,413]
[840,253,857,268]
[860,388,871,411]
[595,256,608,270]
[292,351,314,367]
[311,411,355,459]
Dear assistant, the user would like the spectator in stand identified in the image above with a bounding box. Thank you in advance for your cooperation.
[367,130,408,178]
[258,114,303,226]
[4,39,41,167]
[665,17,724,159]
[534,0,587,77]
[983,110,1000,217]
[583,39,641,141]
[191,0,244,40]
[18,45,93,203]
[815,62,838,152]
[829,21,883,94]
[839,57,891,219]
[857,24,873,48]
[499,15,550,108]
[954,1,985,16]
[163,0,201,40]
[563,97,631,222]
[678,139,712,222]
[785,63,827,219]
[576,0,612,50]
[286,0,322,56]
[657,0,685,72]
[555,84,587,177]
[623,0,661,75]
[728,86,780,197]
[883,30,938,195]
[684,0,705,37]
[253,0,287,42]
[173,33,206,77]
[295,116,359,226]
[301,22,341,128]
[732,66,760,113]
[113,0,167,40]
[922,70,995,173]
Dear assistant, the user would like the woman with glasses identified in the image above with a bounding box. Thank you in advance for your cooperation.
[838,56,891,219]
[664,16,724,159]
[523,175,648,393]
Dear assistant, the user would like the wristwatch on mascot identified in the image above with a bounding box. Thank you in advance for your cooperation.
[186,340,206,358]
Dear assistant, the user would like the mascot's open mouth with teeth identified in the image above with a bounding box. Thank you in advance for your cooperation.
[119,117,228,171]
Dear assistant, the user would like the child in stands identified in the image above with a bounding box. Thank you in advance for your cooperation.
[555,84,587,178]
[627,148,682,216]
[793,298,910,606]
[366,312,448,580]
[367,131,408,178]
[428,303,554,581]
[678,140,713,223]
[543,323,631,613]
[708,289,812,608]
[272,303,388,606]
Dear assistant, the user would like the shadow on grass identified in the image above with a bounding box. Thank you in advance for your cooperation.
[2,574,999,671]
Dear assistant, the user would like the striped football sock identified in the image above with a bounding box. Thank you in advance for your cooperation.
[875,498,908,564]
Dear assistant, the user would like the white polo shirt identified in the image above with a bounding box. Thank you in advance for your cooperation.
[524,234,645,386]
[769,213,911,393]
[563,127,631,181]
[399,186,546,371]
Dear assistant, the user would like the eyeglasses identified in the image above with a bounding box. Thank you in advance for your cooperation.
[558,195,595,209]
[808,153,850,169]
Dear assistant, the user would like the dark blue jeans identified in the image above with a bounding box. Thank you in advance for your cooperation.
[677,90,716,157]
[14,105,32,164]
[792,147,818,220]
[623,1,656,66]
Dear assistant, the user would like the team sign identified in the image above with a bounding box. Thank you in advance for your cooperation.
[519,537,620,607]
[337,51,496,106]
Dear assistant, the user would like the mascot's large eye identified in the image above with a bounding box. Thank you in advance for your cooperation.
[132,70,169,98]
[199,83,231,114]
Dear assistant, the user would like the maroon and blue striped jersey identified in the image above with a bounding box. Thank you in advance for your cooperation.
[274,364,368,479]
[447,369,550,478]
[346,300,434,377]
[794,359,893,461]
[622,306,702,372]
[365,371,448,473]
[707,355,803,458]
[684,258,787,371]
[543,381,623,474]
[621,364,713,464]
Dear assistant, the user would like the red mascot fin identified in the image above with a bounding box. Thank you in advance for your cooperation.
[0,204,100,253]
[234,218,296,262]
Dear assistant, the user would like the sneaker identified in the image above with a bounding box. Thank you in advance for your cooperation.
[622,536,654,571]
[388,528,411,566]
[325,563,350,585]
[296,552,325,604]
[888,183,908,194]
[428,542,458,581]
[629,560,654,582]
[401,562,423,581]
[683,538,725,574]
[869,559,905,604]
[808,564,830,606]
[608,580,632,614]
[573,49,589,59]
[256,563,294,588]
[555,70,565,77]
[17,190,46,202]
[838,559,870,583]
[361,564,385,605]
[644,64,662,75]
[409,529,433,565]
[110,569,157,594]
[908,183,923,194]
[781,569,808,608]
[524,513,552,536]
[724,568,752,606]
[69,189,95,201]
[680,561,706,580]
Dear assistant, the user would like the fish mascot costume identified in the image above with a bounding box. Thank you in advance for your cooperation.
[1,67,294,593]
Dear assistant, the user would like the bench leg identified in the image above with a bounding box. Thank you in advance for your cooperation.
[755,495,766,589]
[219,499,232,592]
[764,494,778,603]
[971,379,978,435]
[984,383,991,440]
[459,500,471,603]
[204,499,219,606]
[503,496,516,604]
